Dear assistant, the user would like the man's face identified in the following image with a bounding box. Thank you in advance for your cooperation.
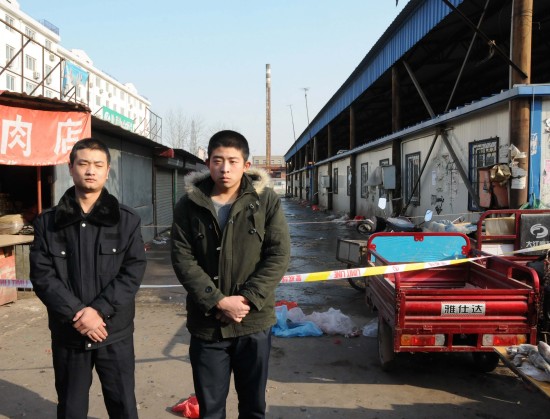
[206,146,250,192]
[69,148,110,194]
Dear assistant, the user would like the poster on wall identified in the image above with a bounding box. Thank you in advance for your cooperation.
[62,61,89,95]
[510,163,527,190]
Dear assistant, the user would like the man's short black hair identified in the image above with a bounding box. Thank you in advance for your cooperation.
[69,137,111,166]
[207,130,250,161]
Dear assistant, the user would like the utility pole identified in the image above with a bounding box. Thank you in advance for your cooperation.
[509,0,532,207]
[302,87,310,125]
[288,104,296,141]
[266,64,271,174]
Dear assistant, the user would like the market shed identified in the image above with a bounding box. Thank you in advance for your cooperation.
[285,0,550,217]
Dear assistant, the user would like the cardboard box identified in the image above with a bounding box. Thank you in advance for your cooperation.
[484,217,515,236]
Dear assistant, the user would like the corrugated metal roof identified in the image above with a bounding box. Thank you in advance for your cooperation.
[285,0,464,160]
[0,90,91,113]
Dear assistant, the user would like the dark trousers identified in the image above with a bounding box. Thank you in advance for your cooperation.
[52,336,137,419]
[189,329,271,419]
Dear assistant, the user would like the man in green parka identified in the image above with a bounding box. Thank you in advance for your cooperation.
[171,130,290,419]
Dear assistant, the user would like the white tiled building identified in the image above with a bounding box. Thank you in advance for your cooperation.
[0,0,160,141]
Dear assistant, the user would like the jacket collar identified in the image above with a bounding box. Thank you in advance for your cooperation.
[54,186,120,229]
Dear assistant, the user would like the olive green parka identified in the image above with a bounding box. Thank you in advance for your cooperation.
[171,168,290,341]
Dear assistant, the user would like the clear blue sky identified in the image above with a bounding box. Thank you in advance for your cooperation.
[21,0,408,156]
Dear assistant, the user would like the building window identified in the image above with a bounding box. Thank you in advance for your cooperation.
[96,76,101,88]
[333,168,339,194]
[25,81,36,95]
[6,74,15,90]
[405,152,421,206]
[120,90,125,100]
[379,158,390,198]
[45,39,52,50]
[5,14,14,31]
[96,96,101,106]
[468,137,498,211]
[25,55,36,71]
[45,89,53,98]
[360,163,369,198]
[6,45,15,65]
[347,166,352,196]
[254,159,259,165]
[24,26,36,40]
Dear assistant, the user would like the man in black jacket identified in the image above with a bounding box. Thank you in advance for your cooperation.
[30,138,146,419]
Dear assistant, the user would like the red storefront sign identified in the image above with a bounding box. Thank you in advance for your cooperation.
[0,104,91,166]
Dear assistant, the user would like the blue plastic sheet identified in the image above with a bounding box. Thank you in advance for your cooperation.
[272,305,323,337]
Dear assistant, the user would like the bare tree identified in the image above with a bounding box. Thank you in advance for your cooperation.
[206,121,240,138]
[188,116,205,156]
[164,108,189,149]
[164,110,243,158]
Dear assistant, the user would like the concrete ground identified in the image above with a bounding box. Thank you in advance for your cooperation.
[1,198,549,418]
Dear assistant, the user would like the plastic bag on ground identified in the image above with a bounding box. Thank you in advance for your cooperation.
[362,318,378,337]
[287,307,306,323]
[305,308,356,335]
[172,395,199,418]
[272,305,323,337]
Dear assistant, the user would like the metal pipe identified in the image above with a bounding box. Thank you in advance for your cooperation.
[441,0,527,79]
[445,0,491,113]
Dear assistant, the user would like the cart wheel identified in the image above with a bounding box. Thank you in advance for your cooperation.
[378,316,396,371]
[472,352,500,373]
[357,221,374,236]
[348,277,366,292]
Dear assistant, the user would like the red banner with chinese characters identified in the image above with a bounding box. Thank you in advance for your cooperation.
[0,104,91,166]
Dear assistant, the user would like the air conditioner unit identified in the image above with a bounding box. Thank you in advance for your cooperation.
[49,53,55,61]
[108,92,112,97]
[33,71,40,80]
[99,89,104,94]
[89,82,94,88]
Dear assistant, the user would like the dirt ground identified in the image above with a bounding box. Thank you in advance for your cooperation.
[1,287,549,418]
[1,199,549,418]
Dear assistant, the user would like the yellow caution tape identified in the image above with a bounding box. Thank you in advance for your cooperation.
[280,257,483,283]
[280,243,550,283]
[2,244,549,288]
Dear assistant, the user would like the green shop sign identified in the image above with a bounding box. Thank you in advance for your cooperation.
[102,107,134,131]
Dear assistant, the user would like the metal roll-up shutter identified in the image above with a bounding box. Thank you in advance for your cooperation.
[176,172,186,203]
[155,168,173,233]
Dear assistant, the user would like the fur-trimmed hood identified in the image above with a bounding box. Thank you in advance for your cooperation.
[54,186,120,229]
[183,167,272,197]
